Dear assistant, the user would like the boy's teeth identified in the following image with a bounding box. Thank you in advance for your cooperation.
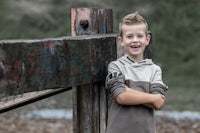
[132,45,139,48]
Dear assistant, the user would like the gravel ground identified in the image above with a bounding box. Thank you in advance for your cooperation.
[1,92,200,133]
[156,117,200,133]
[1,110,200,133]
[0,107,73,133]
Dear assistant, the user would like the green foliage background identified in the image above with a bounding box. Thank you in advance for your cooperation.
[0,0,200,89]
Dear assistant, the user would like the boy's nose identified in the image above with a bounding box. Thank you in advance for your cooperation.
[132,36,139,42]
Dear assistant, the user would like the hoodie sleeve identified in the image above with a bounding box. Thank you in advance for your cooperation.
[150,66,168,95]
[105,61,126,98]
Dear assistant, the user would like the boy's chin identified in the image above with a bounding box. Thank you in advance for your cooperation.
[129,51,142,56]
[128,52,143,58]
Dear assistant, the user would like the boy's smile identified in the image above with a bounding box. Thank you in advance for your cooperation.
[119,23,150,62]
[130,44,141,51]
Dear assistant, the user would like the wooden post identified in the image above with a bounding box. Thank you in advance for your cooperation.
[71,8,114,133]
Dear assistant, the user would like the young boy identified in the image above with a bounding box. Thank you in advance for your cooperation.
[105,11,168,133]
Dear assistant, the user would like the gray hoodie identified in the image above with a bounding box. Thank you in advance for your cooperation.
[105,54,167,133]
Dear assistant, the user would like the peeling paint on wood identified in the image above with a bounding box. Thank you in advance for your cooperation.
[0,34,116,98]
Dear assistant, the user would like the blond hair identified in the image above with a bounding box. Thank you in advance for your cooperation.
[119,11,149,36]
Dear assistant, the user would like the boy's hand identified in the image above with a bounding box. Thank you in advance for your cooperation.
[151,94,165,110]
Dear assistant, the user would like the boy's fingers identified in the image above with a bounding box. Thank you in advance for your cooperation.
[161,95,166,100]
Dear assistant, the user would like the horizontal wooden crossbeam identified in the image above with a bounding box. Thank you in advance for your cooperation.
[0,34,117,98]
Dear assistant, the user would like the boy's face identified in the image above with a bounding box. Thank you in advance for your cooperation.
[119,23,150,61]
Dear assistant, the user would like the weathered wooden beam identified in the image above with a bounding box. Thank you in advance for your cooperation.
[0,34,117,98]
[0,88,71,113]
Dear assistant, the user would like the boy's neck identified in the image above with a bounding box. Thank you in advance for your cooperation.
[126,54,144,63]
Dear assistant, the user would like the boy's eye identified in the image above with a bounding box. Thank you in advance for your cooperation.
[127,35,133,38]
[137,34,144,38]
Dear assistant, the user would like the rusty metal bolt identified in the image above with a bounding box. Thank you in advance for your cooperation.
[79,19,89,30]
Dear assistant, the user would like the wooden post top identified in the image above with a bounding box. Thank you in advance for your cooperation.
[71,8,113,36]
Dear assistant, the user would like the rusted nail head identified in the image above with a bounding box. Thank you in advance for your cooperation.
[79,20,89,30]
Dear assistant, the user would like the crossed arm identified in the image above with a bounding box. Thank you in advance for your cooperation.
[106,62,167,110]
[115,85,166,110]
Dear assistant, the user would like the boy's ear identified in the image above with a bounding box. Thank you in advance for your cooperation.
[146,33,151,46]
[118,36,124,46]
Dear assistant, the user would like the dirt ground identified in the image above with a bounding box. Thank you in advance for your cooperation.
[156,117,200,133]
[1,111,200,133]
[1,92,200,133]
[0,107,73,133]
